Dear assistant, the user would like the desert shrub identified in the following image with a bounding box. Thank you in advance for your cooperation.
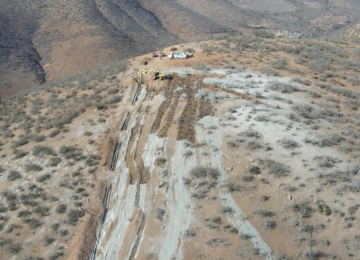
[12,137,28,148]
[30,134,46,142]
[262,159,290,177]
[49,129,60,138]
[347,76,360,86]
[193,64,209,72]
[304,134,344,147]
[33,145,56,156]
[25,163,42,172]
[0,166,4,173]
[59,230,69,237]
[51,223,59,232]
[97,117,106,123]
[59,145,81,159]
[254,115,269,122]
[316,201,331,216]
[317,81,360,100]
[267,81,300,93]
[292,77,310,86]
[17,210,32,218]
[348,205,360,215]
[302,247,323,260]
[239,130,262,139]
[284,185,297,192]
[260,196,270,202]
[190,167,220,180]
[264,221,276,230]
[314,156,340,168]
[279,138,300,149]
[156,208,165,221]
[83,131,93,136]
[170,47,177,51]
[56,204,67,214]
[308,58,330,72]
[49,251,64,260]
[3,131,15,139]
[34,206,50,217]
[108,95,122,104]
[7,171,22,181]
[184,47,195,53]
[269,59,287,69]
[249,166,261,175]
[107,88,119,95]
[43,236,56,246]
[85,155,100,166]
[155,157,166,166]
[253,91,264,98]
[205,237,231,247]
[292,104,317,119]
[259,66,280,76]
[7,242,22,254]
[187,166,220,199]
[247,140,263,150]
[49,157,61,167]
[222,183,246,192]
[94,102,106,110]
[183,151,193,157]
[202,44,216,54]
[14,150,29,159]
[36,174,51,183]
[67,209,85,225]
[23,218,42,229]
[254,209,275,217]
[241,174,254,182]
[227,141,238,148]
[289,200,313,218]
[185,229,197,238]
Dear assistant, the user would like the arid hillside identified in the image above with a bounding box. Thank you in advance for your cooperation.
[1,33,360,259]
[2,0,360,99]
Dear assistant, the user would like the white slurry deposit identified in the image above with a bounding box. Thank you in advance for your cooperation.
[96,115,139,260]
[196,116,272,259]
[158,141,197,260]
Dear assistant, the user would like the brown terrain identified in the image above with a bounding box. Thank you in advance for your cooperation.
[2,0,360,99]
[1,33,360,260]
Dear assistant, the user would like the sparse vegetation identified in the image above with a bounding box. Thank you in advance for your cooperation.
[254,210,276,218]
[7,171,22,181]
[279,138,300,149]
[1,27,360,260]
[24,163,42,172]
[33,145,56,156]
[155,157,166,166]
[67,209,85,226]
[261,159,290,177]
[49,157,61,167]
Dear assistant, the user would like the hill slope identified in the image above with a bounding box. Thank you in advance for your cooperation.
[1,34,360,259]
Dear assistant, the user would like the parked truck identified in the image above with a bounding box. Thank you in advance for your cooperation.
[168,51,187,59]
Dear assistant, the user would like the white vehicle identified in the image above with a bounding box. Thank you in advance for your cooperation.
[168,51,175,59]
[168,51,187,59]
